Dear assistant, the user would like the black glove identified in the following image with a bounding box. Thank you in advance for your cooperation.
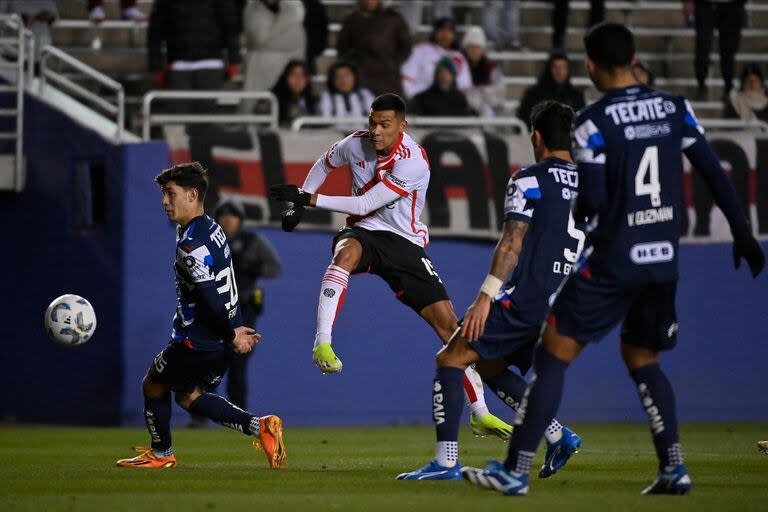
[269,184,311,207]
[733,234,765,278]
[281,205,304,232]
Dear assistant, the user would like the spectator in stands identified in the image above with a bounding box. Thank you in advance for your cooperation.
[401,17,472,99]
[148,0,241,103]
[301,0,328,75]
[517,52,585,127]
[319,61,375,126]
[241,0,306,113]
[397,0,453,35]
[552,0,604,49]
[692,0,746,100]
[724,64,768,122]
[337,0,411,97]
[271,59,317,127]
[632,61,656,87]
[409,57,475,117]
[482,0,522,50]
[0,1,58,61]
[88,0,145,22]
[461,26,504,117]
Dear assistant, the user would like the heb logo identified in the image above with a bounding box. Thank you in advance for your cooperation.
[630,241,675,265]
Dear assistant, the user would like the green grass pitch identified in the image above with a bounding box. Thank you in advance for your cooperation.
[1,423,766,512]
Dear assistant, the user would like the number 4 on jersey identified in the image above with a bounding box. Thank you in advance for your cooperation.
[635,145,661,207]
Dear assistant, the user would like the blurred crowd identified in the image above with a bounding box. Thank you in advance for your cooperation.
[1,0,766,127]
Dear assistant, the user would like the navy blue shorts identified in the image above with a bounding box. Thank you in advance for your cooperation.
[149,342,231,393]
[549,271,678,350]
[470,301,540,374]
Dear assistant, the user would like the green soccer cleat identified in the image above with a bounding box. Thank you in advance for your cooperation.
[312,342,343,374]
[470,413,513,441]
[758,441,768,455]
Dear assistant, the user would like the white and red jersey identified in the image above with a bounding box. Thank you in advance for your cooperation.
[400,42,472,99]
[303,131,431,247]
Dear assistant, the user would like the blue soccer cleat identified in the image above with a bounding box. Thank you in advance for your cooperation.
[641,464,692,495]
[538,426,581,478]
[461,460,529,495]
[396,460,462,480]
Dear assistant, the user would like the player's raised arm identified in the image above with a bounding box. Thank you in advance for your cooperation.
[680,100,765,276]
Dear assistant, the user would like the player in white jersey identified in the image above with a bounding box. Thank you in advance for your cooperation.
[270,94,513,439]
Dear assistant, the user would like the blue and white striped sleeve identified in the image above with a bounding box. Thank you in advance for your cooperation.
[572,115,607,220]
[504,174,541,222]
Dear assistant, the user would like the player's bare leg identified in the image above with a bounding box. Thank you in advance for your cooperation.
[116,370,176,468]
[621,342,691,494]
[312,237,362,373]
[420,300,513,440]
[175,386,286,469]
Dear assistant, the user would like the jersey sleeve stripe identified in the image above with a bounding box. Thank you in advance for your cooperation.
[504,211,533,223]
[382,177,409,197]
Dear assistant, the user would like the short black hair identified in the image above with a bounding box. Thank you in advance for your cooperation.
[155,162,209,202]
[530,100,574,152]
[584,22,635,70]
[371,93,406,118]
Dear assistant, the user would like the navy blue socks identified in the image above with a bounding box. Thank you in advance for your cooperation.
[144,392,173,456]
[485,369,529,413]
[504,344,569,474]
[630,363,683,470]
[433,366,465,467]
[187,393,257,436]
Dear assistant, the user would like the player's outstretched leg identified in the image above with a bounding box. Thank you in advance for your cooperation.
[182,391,286,469]
[482,368,580,478]
[421,304,513,441]
[313,238,361,374]
[117,373,176,468]
[465,364,512,440]
[463,326,580,496]
[623,343,691,495]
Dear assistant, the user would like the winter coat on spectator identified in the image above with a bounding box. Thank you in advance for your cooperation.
[401,42,472,99]
[243,0,306,94]
[409,58,475,117]
[319,62,375,120]
[147,0,241,72]
[301,0,328,73]
[517,54,585,127]
[336,4,412,97]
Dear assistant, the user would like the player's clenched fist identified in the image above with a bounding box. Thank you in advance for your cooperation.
[232,326,261,354]
[269,184,311,207]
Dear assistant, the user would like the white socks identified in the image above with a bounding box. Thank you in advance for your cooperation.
[544,419,563,443]
[435,441,458,467]
[464,364,490,419]
[314,265,349,347]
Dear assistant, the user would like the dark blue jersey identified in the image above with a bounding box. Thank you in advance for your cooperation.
[572,85,750,283]
[172,214,242,351]
[500,157,585,325]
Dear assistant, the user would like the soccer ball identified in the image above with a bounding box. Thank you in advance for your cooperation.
[44,294,97,346]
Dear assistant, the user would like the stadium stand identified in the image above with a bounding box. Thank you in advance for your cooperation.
[48,0,768,130]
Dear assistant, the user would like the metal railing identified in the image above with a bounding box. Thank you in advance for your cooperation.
[141,90,279,140]
[700,119,768,133]
[0,15,29,192]
[40,45,124,140]
[291,115,529,135]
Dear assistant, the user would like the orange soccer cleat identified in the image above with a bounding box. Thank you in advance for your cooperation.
[116,447,176,468]
[253,415,286,469]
